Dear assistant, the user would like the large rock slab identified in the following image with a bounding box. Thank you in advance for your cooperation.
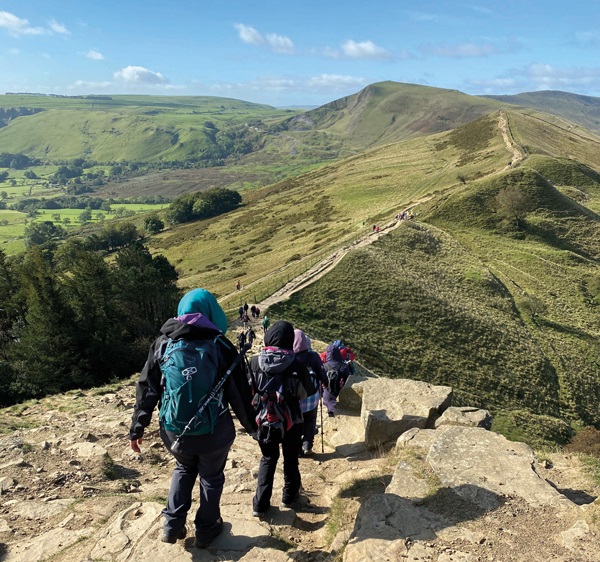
[426,427,574,510]
[343,493,450,562]
[337,375,369,412]
[360,378,452,447]
[434,406,492,429]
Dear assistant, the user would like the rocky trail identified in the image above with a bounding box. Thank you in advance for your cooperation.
[0,334,598,561]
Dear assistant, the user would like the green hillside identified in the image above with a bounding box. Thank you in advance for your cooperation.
[482,90,600,135]
[280,81,505,154]
[243,110,600,441]
[147,111,513,302]
[0,94,292,162]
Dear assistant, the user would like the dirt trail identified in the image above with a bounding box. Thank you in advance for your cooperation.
[498,109,526,169]
[257,199,432,312]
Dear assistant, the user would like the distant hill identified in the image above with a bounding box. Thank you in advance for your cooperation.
[482,90,600,135]
[277,81,505,153]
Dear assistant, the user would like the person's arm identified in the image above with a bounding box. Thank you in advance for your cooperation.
[310,352,328,387]
[221,340,258,434]
[129,339,164,451]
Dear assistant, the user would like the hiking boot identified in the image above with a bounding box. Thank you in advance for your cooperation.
[280,492,300,509]
[252,509,267,517]
[161,525,187,544]
[195,518,224,549]
[302,444,313,456]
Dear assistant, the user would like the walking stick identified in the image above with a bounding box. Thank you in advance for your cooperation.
[320,391,324,453]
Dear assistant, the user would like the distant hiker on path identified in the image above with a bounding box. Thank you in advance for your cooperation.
[248,321,310,516]
[250,305,257,319]
[293,329,328,456]
[129,288,257,548]
[246,326,256,346]
[236,280,241,291]
[237,330,247,350]
[238,306,244,320]
[242,312,250,328]
[261,314,270,333]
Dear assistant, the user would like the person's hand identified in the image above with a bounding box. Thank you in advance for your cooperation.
[130,438,143,453]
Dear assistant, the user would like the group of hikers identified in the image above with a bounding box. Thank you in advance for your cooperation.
[129,288,354,549]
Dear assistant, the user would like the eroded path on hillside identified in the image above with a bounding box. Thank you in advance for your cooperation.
[256,198,433,312]
[498,109,526,169]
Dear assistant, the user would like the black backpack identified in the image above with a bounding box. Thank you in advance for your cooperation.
[325,367,344,396]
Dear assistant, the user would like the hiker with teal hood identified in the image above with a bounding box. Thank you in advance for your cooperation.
[248,320,311,516]
[129,288,257,548]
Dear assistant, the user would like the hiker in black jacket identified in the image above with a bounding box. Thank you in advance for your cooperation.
[129,288,257,548]
[248,320,310,516]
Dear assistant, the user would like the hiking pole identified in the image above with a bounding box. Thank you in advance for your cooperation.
[320,391,324,453]
[172,342,252,449]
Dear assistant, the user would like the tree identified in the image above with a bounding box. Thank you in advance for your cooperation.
[79,209,92,223]
[494,185,535,229]
[24,170,38,180]
[520,294,547,322]
[23,221,67,247]
[0,190,7,199]
[0,173,8,183]
[144,214,164,235]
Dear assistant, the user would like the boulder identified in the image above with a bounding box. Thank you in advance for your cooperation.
[343,493,450,562]
[360,378,452,448]
[434,406,492,429]
[337,375,369,412]
[426,427,574,510]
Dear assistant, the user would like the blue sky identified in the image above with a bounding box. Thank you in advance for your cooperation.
[1,1,599,107]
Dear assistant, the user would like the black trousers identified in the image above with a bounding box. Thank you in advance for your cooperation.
[253,422,302,512]
[160,414,234,537]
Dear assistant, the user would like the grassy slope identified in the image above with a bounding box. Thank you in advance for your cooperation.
[0,94,292,162]
[482,90,600,135]
[148,112,511,305]
[284,81,506,153]
[267,110,600,435]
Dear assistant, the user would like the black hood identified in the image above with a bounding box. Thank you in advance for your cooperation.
[264,320,295,349]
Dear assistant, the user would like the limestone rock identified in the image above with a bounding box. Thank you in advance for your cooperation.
[344,493,450,562]
[0,477,16,493]
[434,406,492,429]
[386,461,431,499]
[426,427,573,510]
[360,378,452,447]
[337,375,369,412]
[65,442,108,458]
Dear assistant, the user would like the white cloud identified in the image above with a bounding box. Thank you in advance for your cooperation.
[234,23,264,46]
[266,33,294,54]
[48,19,70,35]
[234,23,294,54]
[86,49,104,61]
[470,63,600,94]
[0,10,45,36]
[306,74,368,91]
[341,40,391,59]
[114,65,169,84]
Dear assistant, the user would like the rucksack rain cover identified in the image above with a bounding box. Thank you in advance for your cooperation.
[158,338,222,435]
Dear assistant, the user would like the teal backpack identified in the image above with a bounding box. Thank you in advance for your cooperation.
[158,337,223,435]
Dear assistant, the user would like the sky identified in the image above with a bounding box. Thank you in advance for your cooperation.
[1,1,600,107]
